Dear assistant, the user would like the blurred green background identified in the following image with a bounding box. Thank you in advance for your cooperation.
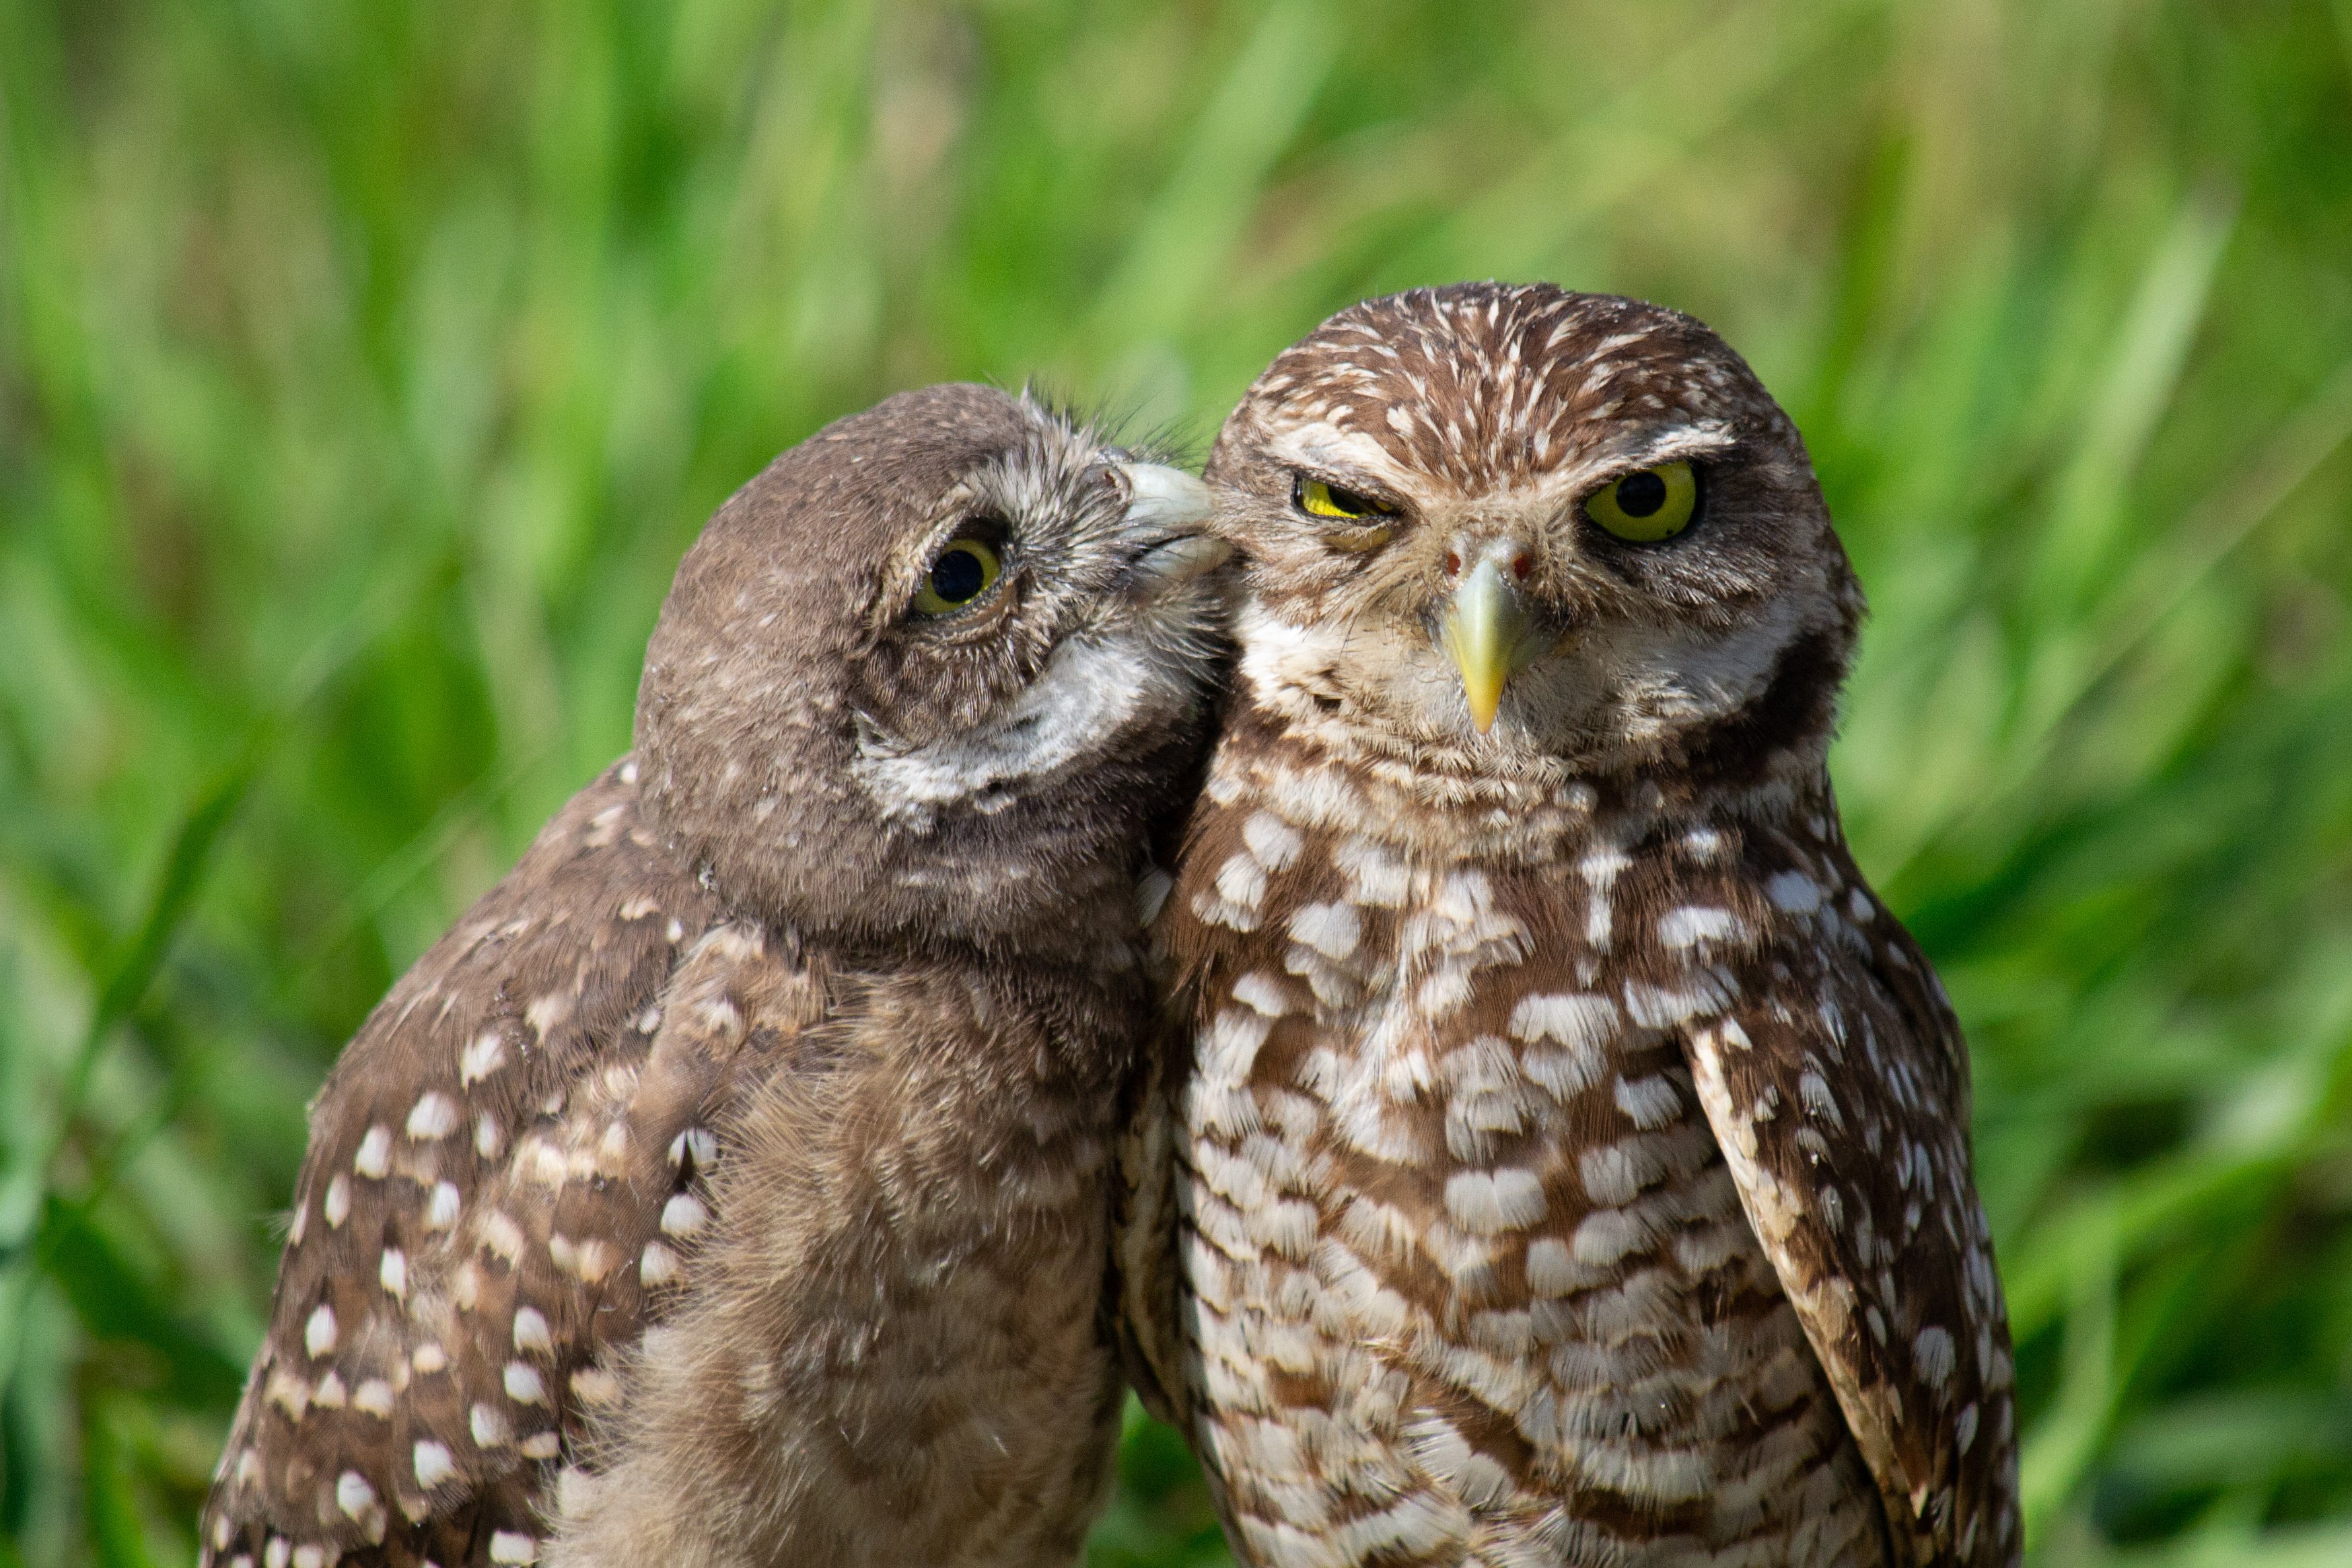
[2,0,2350,1563]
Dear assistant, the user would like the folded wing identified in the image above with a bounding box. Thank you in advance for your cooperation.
[1680,834,2020,1567]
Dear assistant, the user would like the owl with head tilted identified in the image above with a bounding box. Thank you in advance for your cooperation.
[202,383,1230,1568]
[1120,283,2018,1567]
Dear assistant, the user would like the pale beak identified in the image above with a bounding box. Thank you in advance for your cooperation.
[1441,556,1540,733]
[1117,462,1230,592]
[1120,462,1214,530]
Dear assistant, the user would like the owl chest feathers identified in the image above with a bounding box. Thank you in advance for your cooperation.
[558,923,1145,1568]
[1166,732,1891,1565]
[211,767,1149,1568]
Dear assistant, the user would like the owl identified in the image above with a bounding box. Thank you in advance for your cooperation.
[202,384,1232,1568]
[1120,285,2019,1567]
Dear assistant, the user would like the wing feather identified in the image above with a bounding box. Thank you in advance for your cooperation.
[1112,998,1191,1429]
[1682,830,2020,1567]
[201,760,725,1568]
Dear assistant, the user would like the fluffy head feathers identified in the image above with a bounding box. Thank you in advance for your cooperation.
[1208,284,1861,788]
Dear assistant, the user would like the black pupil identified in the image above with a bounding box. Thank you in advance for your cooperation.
[930,548,987,603]
[1615,470,1668,518]
[1304,477,1378,516]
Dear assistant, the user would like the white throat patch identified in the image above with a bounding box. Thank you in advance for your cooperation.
[851,633,1163,832]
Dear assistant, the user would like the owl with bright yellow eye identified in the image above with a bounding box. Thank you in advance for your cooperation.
[1121,285,2020,1567]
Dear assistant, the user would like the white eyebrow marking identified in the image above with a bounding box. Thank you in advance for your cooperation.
[1258,422,1415,489]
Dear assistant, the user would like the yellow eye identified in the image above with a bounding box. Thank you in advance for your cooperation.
[1295,476,1396,550]
[912,537,1003,614]
[1297,476,1390,519]
[1585,460,1699,542]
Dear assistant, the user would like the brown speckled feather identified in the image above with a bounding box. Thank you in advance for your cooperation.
[205,762,727,1567]
[206,384,1230,1568]
[1131,283,2018,1568]
[1680,815,2015,1565]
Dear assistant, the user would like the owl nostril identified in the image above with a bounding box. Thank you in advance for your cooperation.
[1444,550,1462,577]
[1510,551,1533,581]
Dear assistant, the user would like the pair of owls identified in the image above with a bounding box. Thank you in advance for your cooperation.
[203,284,2018,1568]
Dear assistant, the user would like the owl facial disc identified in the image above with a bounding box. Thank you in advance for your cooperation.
[850,452,1227,830]
[1205,289,1851,773]
[635,385,1230,946]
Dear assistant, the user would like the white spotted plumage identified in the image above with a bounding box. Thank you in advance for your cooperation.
[1125,285,2018,1568]
[205,386,1230,1568]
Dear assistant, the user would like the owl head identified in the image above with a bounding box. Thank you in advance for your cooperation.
[636,384,1227,954]
[1207,283,1860,787]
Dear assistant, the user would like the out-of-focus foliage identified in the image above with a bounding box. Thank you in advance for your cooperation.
[1,0,2349,1562]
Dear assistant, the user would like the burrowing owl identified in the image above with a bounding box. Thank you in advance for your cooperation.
[1121,285,2018,1567]
[203,384,1231,1568]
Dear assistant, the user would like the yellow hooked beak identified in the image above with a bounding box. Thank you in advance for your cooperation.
[1441,556,1542,733]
